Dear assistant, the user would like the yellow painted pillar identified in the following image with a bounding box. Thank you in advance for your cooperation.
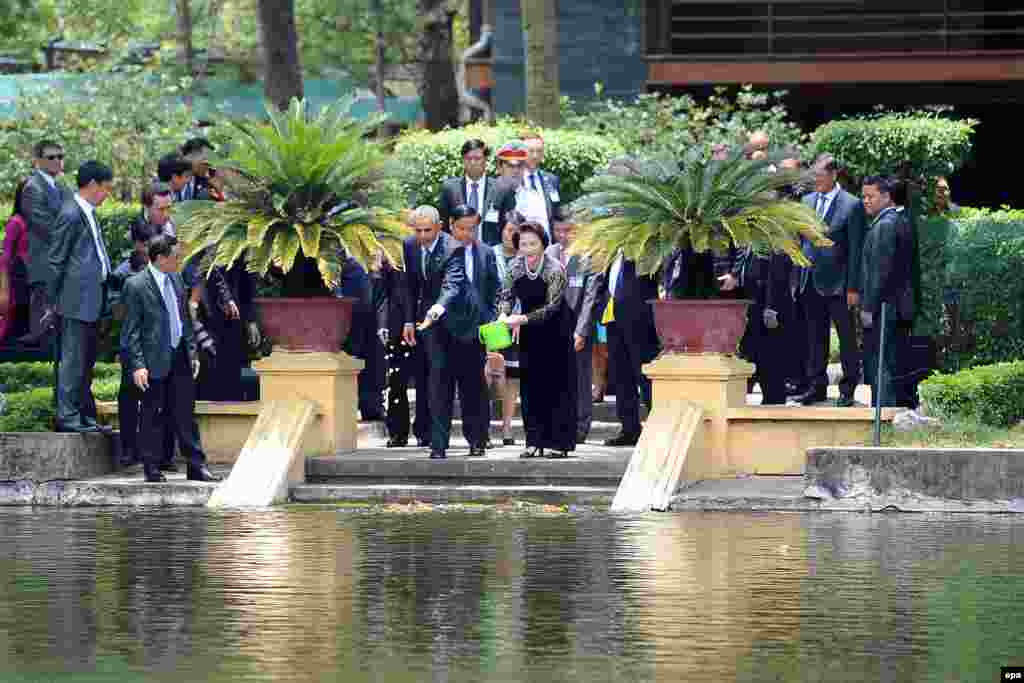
[252,351,364,456]
[642,354,754,479]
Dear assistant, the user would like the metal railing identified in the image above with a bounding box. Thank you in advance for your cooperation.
[646,1,1024,59]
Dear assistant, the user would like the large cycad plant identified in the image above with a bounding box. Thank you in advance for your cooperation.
[570,149,831,289]
[175,97,407,296]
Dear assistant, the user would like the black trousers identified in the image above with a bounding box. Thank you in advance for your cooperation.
[785,293,809,389]
[421,324,462,451]
[799,286,861,397]
[746,300,790,405]
[384,339,431,443]
[450,336,490,448]
[196,314,247,401]
[607,321,652,436]
[55,316,98,427]
[118,364,175,463]
[139,346,207,475]
[863,314,911,408]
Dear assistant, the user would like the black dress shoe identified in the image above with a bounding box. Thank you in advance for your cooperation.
[483,439,494,450]
[793,389,827,405]
[603,432,640,447]
[159,462,179,473]
[386,437,409,448]
[416,438,430,448]
[187,466,221,482]
[836,394,856,408]
[429,449,446,460]
[502,437,516,446]
[144,471,167,483]
[545,450,570,459]
[56,422,100,434]
[81,419,113,435]
[468,446,486,457]
[520,447,543,459]
[576,434,588,444]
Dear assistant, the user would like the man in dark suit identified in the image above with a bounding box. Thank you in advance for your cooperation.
[861,176,916,408]
[20,139,68,345]
[547,217,604,443]
[120,234,220,483]
[438,139,503,247]
[598,252,660,447]
[791,154,867,407]
[375,250,431,448]
[157,154,194,202]
[47,161,115,434]
[400,206,468,459]
[520,131,563,243]
[134,182,176,239]
[449,204,500,456]
[180,137,216,201]
[338,255,385,421]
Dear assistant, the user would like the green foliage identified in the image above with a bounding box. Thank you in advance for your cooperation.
[562,85,806,158]
[569,150,831,291]
[943,210,1024,369]
[0,361,119,393]
[0,68,204,204]
[96,200,141,268]
[175,97,408,289]
[919,361,1024,427]
[914,215,951,339]
[392,121,624,209]
[0,372,120,432]
[812,112,976,200]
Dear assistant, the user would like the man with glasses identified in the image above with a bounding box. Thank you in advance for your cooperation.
[20,140,69,346]
[438,139,503,246]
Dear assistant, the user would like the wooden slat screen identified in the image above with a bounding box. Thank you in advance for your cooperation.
[650,0,1024,58]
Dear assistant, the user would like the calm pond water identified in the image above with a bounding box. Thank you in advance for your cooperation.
[1,508,1022,682]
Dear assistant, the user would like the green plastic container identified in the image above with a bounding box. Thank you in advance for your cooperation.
[478,320,513,351]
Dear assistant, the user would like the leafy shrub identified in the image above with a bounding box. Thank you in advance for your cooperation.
[0,376,120,432]
[0,361,120,394]
[942,210,1024,369]
[562,85,806,159]
[920,361,1024,427]
[0,68,208,204]
[392,121,624,209]
[813,111,975,181]
[97,200,141,268]
[915,215,952,339]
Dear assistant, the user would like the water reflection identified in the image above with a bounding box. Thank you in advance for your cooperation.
[1,509,1023,682]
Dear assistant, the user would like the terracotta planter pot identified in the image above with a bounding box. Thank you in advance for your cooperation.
[256,297,355,352]
[652,298,752,355]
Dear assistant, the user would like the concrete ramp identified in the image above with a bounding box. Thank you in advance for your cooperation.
[207,400,317,508]
[611,399,703,512]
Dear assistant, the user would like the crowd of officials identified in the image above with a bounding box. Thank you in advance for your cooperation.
[0,128,922,469]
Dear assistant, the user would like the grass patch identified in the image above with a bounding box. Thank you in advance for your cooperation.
[878,418,1024,449]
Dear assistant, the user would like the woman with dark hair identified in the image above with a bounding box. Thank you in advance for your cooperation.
[488,211,523,445]
[499,221,577,458]
[0,180,31,343]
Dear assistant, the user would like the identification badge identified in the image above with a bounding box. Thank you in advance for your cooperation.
[485,209,499,223]
[568,275,584,288]
[549,191,560,203]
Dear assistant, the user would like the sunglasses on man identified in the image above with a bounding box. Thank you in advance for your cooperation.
[44,154,64,161]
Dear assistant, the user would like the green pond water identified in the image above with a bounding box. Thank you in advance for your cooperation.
[1,508,1022,682]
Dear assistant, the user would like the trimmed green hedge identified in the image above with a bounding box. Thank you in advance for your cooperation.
[813,112,976,183]
[0,361,120,394]
[920,361,1024,427]
[392,122,624,209]
[0,376,120,432]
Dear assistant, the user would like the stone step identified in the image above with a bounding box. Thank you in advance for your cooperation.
[395,395,633,423]
[356,419,623,445]
[290,483,616,507]
[307,446,630,488]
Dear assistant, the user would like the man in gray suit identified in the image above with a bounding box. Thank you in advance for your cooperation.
[20,139,68,344]
[47,161,115,433]
[548,216,604,443]
[791,154,867,406]
[121,234,220,483]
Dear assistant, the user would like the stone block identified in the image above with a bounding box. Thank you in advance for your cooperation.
[0,432,115,481]
[208,399,317,508]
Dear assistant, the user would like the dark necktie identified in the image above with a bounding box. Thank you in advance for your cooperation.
[530,173,538,191]
[469,182,479,214]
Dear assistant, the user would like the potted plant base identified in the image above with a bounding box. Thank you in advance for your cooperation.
[256,296,356,353]
[651,299,751,355]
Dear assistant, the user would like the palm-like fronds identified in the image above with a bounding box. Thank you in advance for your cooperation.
[570,149,832,276]
[174,97,409,290]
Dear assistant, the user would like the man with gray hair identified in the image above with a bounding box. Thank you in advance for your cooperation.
[400,205,468,459]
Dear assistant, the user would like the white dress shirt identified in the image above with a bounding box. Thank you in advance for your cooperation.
[148,263,182,349]
[608,252,624,297]
[816,183,841,219]
[515,183,550,239]
[73,193,110,279]
[464,242,475,283]
[38,169,58,190]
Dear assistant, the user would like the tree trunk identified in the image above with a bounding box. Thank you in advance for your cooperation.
[416,0,460,131]
[175,0,194,77]
[257,0,304,111]
[521,0,560,128]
